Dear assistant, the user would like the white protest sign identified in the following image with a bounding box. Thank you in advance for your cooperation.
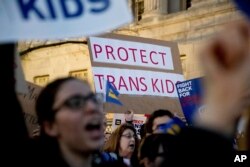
[93,67,183,97]
[0,0,132,42]
[89,37,174,70]
[88,34,184,115]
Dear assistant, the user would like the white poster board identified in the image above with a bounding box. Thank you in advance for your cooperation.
[0,0,132,42]
[88,34,185,115]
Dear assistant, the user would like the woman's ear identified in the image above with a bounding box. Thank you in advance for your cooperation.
[43,121,59,137]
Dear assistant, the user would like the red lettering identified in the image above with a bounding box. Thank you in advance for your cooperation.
[93,44,102,58]
[140,50,148,64]
[181,95,199,107]
[119,76,128,91]
[106,45,115,60]
[160,79,164,93]
[149,51,158,65]
[94,74,104,90]
[128,48,137,62]
[139,77,147,91]
[158,52,166,66]
[152,79,160,92]
[166,80,174,93]
[117,47,129,61]
[128,77,139,91]
[107,75,116,89]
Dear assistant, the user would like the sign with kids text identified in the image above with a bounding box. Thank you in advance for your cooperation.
[176,78,203,124]
[0,0,132,42]
[88,34,185,115]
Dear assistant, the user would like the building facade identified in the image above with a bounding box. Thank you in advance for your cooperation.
[19,0,241,86]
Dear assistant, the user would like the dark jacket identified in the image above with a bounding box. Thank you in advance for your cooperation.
[160,127,235,167]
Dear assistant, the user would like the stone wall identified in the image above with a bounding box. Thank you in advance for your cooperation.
[21,43,94,89]
[125,0,241,79]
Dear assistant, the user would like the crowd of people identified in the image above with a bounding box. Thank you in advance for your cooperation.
[2,6,250,167]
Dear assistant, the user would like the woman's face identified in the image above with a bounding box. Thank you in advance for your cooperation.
[119,129,136,158]
[48,79,104,152]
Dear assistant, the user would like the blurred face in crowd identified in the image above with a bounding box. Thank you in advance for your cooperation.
[119,128,136,158]
[152,116,172,133]
[45,79,104,153]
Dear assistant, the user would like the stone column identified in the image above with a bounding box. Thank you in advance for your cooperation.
[143,0,167,18]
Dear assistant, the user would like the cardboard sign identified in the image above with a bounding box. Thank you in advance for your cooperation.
[17,82,42,137]
[176,77,203,124]
[0,0,132,42]
[88,34,184,115]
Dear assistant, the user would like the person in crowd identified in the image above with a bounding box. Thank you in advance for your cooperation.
[138,134,176,167]
[103,123,140,167]
[3,7,250,167]
[139,124,147,141]
[161,19,250,166]
[6,77,124,167]
[145,109,174,134]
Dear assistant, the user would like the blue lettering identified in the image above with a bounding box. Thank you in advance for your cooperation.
[17,0,45,20]
[61,0,84,18]
[88,0,110,13]
[46,0,56,19]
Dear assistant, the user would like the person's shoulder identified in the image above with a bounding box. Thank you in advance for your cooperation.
[93,152,127,167]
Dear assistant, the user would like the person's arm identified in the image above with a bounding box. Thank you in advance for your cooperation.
[2,44,29,164]
[168,20,250,167]
[193,20,250,137]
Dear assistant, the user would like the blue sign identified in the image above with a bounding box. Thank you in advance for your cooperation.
[234,0,250,19]
[176,78,203,125]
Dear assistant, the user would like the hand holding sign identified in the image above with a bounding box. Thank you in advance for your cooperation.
[124,110,134,122]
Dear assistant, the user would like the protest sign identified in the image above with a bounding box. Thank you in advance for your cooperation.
[176,77,203,124]
[234,0,250,19]
[17,82,42,137]
[88,34,184,115]
[0,0,132,42]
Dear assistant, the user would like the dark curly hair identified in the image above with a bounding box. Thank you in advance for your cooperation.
[145,109,174,134]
